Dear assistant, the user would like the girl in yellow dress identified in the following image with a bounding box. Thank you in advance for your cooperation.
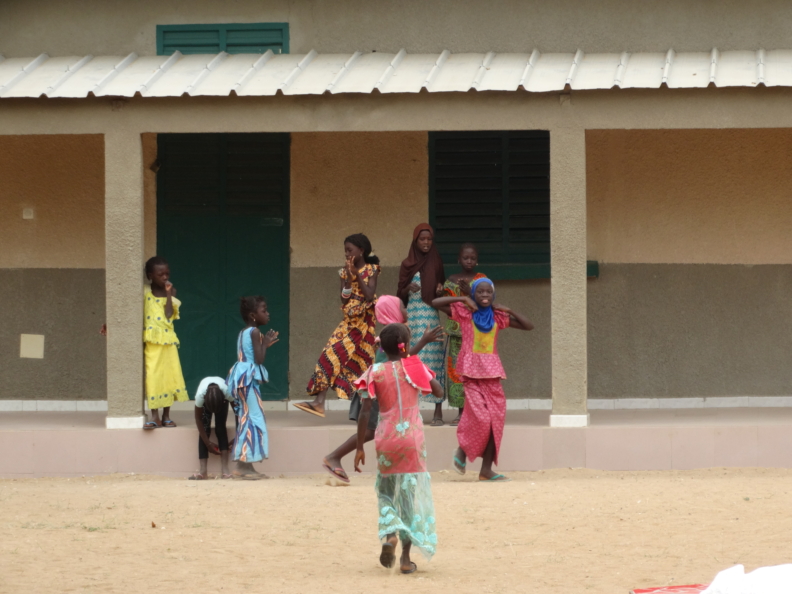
[143,256,188,429]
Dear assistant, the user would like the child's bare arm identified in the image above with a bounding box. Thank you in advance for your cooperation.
[354,398,374,472]
[194,407,219,454]
[432,295,475,315]
[493,304,534,331]
[410,325,444,356]
[429,378,443,400]
[251,328,279,365]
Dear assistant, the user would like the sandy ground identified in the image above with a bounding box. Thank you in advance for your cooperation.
[1,469,792,594]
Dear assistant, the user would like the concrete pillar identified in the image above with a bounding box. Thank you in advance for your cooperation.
[549,128,589,427]
[104,130,145,428]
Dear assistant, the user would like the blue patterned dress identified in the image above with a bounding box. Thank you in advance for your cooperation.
[406,272,445,402]
[226,327,269,463]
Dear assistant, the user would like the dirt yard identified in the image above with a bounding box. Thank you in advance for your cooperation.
[1,468,791,593]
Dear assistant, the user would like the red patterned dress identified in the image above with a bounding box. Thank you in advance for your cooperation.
[449,301,511,464]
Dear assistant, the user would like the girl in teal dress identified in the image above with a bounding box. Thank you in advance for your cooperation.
[226,296,279,479]
[397,223,446,426]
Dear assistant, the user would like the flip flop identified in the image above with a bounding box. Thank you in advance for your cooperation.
[379,541,396,568]
[450,417,461,427]
[479,474,511,482]
[161,419,177,428]
[220,474,233,480]
[143,421,160,430]
[293,402,325,418]
[322,460,350,484]
[401,562,418,574]
[430,417,444,427]
[188,473,206,480]
[452,453,466,475]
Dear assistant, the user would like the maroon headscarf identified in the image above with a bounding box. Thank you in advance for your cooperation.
[397,223,446,306]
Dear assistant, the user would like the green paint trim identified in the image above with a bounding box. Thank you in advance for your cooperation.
[481,261,599,280]
[156,23,290,55]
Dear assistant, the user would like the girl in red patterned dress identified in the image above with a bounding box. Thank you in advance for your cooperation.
[433,278,534,481]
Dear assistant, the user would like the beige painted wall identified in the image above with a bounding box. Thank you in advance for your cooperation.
[0,134,104,269]
[290,132,428,268]
[587,129,792,264]
[2,0,792,57]
[142,133,158,259]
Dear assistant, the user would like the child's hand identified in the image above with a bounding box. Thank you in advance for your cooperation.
[458,279,470,295]
[354,448,366,473]
[165,281,174,296]
[99,324,107,336]
[263,329,279,347]
[208,442,221,455]
[435,283,443,296]
[462,296,479,311]
[493,302,512,314]
[408,282,421,293]
[421,325,444,344]
[345,257,356,278]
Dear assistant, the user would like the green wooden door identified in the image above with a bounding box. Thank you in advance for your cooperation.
[157,133,290,400]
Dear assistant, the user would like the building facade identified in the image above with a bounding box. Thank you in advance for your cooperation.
[1,1,792,428]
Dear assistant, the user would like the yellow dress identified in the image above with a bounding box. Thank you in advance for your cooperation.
[143,287,188,410]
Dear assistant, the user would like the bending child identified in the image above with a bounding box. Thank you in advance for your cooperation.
[190,377,234,480]
[433,278,534,482]
[354,323,443,574]
[227,296,279,480]
[321,295,443,483]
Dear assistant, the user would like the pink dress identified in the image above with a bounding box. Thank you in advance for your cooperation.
[450,302,510,464]
[354,359,438,559]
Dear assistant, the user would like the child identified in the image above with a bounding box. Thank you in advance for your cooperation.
[143,256,188,429]
[296,233,380,418]
[397,223,446,426]
[321,295,443,483]
[432,278,534,482]
[190,377,234,480]
[227,296,279,480]
[354,323,443,574]
[443,243,487,426]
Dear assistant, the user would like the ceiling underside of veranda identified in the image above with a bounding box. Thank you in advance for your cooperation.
[0,48,790,99]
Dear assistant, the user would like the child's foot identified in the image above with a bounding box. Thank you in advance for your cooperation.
[380,534,398,568]
[234,462,268,480]
[400,541,416,574]
[450,411,463,426]
[161,419,177,427]
[322,457,350,483]
[188,473,207,480]
[143,420,160,430]
[293,401,325,417]
[479,470,510,482]
[429,416,444,427]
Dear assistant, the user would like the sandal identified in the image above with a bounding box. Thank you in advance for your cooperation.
[429,417,444,427]
[453,453,466,475]
[220,474,233,480]
[380,537,397,568]
[188,473,206,480]
[162,419,177,428]
[479,474,511,482]
[293,402,325,418]
[322,459,350,484]
[143,421,160,430]
[450,416,461,427]
[401,562,418,574]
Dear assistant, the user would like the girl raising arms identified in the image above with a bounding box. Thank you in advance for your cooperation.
[433,278,534,482]
[296,234,380,418]
[397,223,446,426]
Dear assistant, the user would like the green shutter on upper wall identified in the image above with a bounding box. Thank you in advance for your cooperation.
[157,23,289,55]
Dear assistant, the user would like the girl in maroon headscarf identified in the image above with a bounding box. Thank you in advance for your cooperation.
[397,223,447,425]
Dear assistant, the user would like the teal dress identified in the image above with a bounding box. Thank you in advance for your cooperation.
[226,327,269,463]
[406,272,446,403]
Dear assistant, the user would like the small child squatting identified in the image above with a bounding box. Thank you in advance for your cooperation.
[433,278,534,482]
[354,323,443,575]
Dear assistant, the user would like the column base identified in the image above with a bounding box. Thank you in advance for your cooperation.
[550,414,590,428]
[106,415,146,429]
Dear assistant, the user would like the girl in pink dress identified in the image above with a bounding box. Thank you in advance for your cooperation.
[433,278,534,482]
[354,323,444,574]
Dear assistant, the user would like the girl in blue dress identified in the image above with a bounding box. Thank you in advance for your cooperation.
[227,296,279,480]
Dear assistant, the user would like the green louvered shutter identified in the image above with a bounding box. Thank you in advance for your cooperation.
[157,23,289,55]
[429,131,551,277]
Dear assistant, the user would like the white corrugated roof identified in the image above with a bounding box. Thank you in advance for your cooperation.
[0,48,787,98]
